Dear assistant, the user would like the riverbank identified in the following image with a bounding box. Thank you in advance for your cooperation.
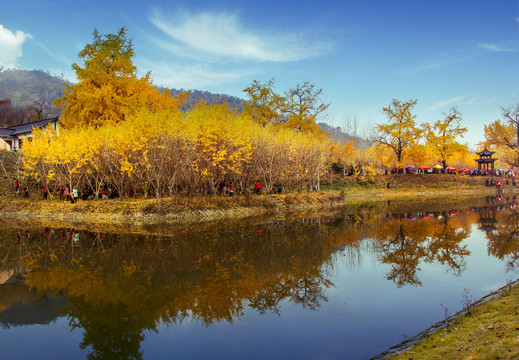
[375,279,519,359]
[1,174,516,226]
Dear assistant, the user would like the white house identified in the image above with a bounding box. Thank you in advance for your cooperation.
[0,117,60,151]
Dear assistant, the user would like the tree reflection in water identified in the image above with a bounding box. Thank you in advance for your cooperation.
[374,214,472,287]
[17,220,337,359]
[484,202,519,273]
[0,198,517,359]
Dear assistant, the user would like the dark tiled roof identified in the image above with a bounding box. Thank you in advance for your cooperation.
[1,117,59,136]
[476,148,495,156]
[0,128,15,137]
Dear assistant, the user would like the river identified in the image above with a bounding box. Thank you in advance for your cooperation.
[0,196,517,359]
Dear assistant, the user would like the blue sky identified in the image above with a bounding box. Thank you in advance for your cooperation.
[1,0,518,147]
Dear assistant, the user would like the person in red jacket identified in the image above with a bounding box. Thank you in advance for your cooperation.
[254,180,261,194]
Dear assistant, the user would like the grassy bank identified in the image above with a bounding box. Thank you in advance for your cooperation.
[0,175,511,231]
[382,280,519,360]
[0,172,513,240]
[0,173,512,218]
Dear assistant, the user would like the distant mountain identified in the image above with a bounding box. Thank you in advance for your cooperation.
[318,122,373,149]
[167,88,244,110]
[0,69,245,110]
[0,69,67,105]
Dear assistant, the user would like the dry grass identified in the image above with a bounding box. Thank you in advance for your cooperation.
[0,193,273,214]
[323,173,485,192]
[0,173,514,218]
[389,282,519,360]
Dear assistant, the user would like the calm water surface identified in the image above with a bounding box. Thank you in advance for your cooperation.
[0,197,518,359]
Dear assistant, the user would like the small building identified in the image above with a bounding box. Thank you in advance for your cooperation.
[0,117,60,151]
[475,148,497,171]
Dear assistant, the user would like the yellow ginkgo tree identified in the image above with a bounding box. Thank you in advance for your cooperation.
[54,27,188,130]
[424,107,468,168]
[482,105,519,168]
[375,99,422,165]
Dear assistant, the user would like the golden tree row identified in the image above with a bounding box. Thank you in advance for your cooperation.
[23,102,330,197]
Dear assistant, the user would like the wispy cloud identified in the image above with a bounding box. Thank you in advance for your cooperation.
[428,96,466,111]
[478,43,516,52]
[405,60,447,74]
[0,24,32,68]
[149,9,332,63]
[33,39,71,66]
[403,53,462,74]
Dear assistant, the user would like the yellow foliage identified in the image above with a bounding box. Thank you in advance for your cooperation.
[54,28,188,130]
[23,31,336,196]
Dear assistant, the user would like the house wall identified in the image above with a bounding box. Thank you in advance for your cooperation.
[0,119,60,151]
[16,133,37,150]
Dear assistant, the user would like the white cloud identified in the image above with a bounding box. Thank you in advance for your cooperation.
[478,43,516,53]
[0,24,32,68]
[427,95,481,113]
[149,9,331,62]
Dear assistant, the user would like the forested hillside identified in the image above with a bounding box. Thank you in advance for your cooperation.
[318,123,372,148]
[168,88,244,110]
[0,69,246,127]
[0,69,67,105]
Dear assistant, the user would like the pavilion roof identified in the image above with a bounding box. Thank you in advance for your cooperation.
[476,148,495,156]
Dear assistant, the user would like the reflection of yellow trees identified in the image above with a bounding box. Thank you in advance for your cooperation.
[371,215,472,287]
[486,210,519,272]
[426,218,470,276]
[22,221,337,359]
[375,220,429,287]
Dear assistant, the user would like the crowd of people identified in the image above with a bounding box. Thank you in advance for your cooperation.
[389,166,517,177]
[13,180,272,202]
[485,178,517,187]
[12,182,123,203]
